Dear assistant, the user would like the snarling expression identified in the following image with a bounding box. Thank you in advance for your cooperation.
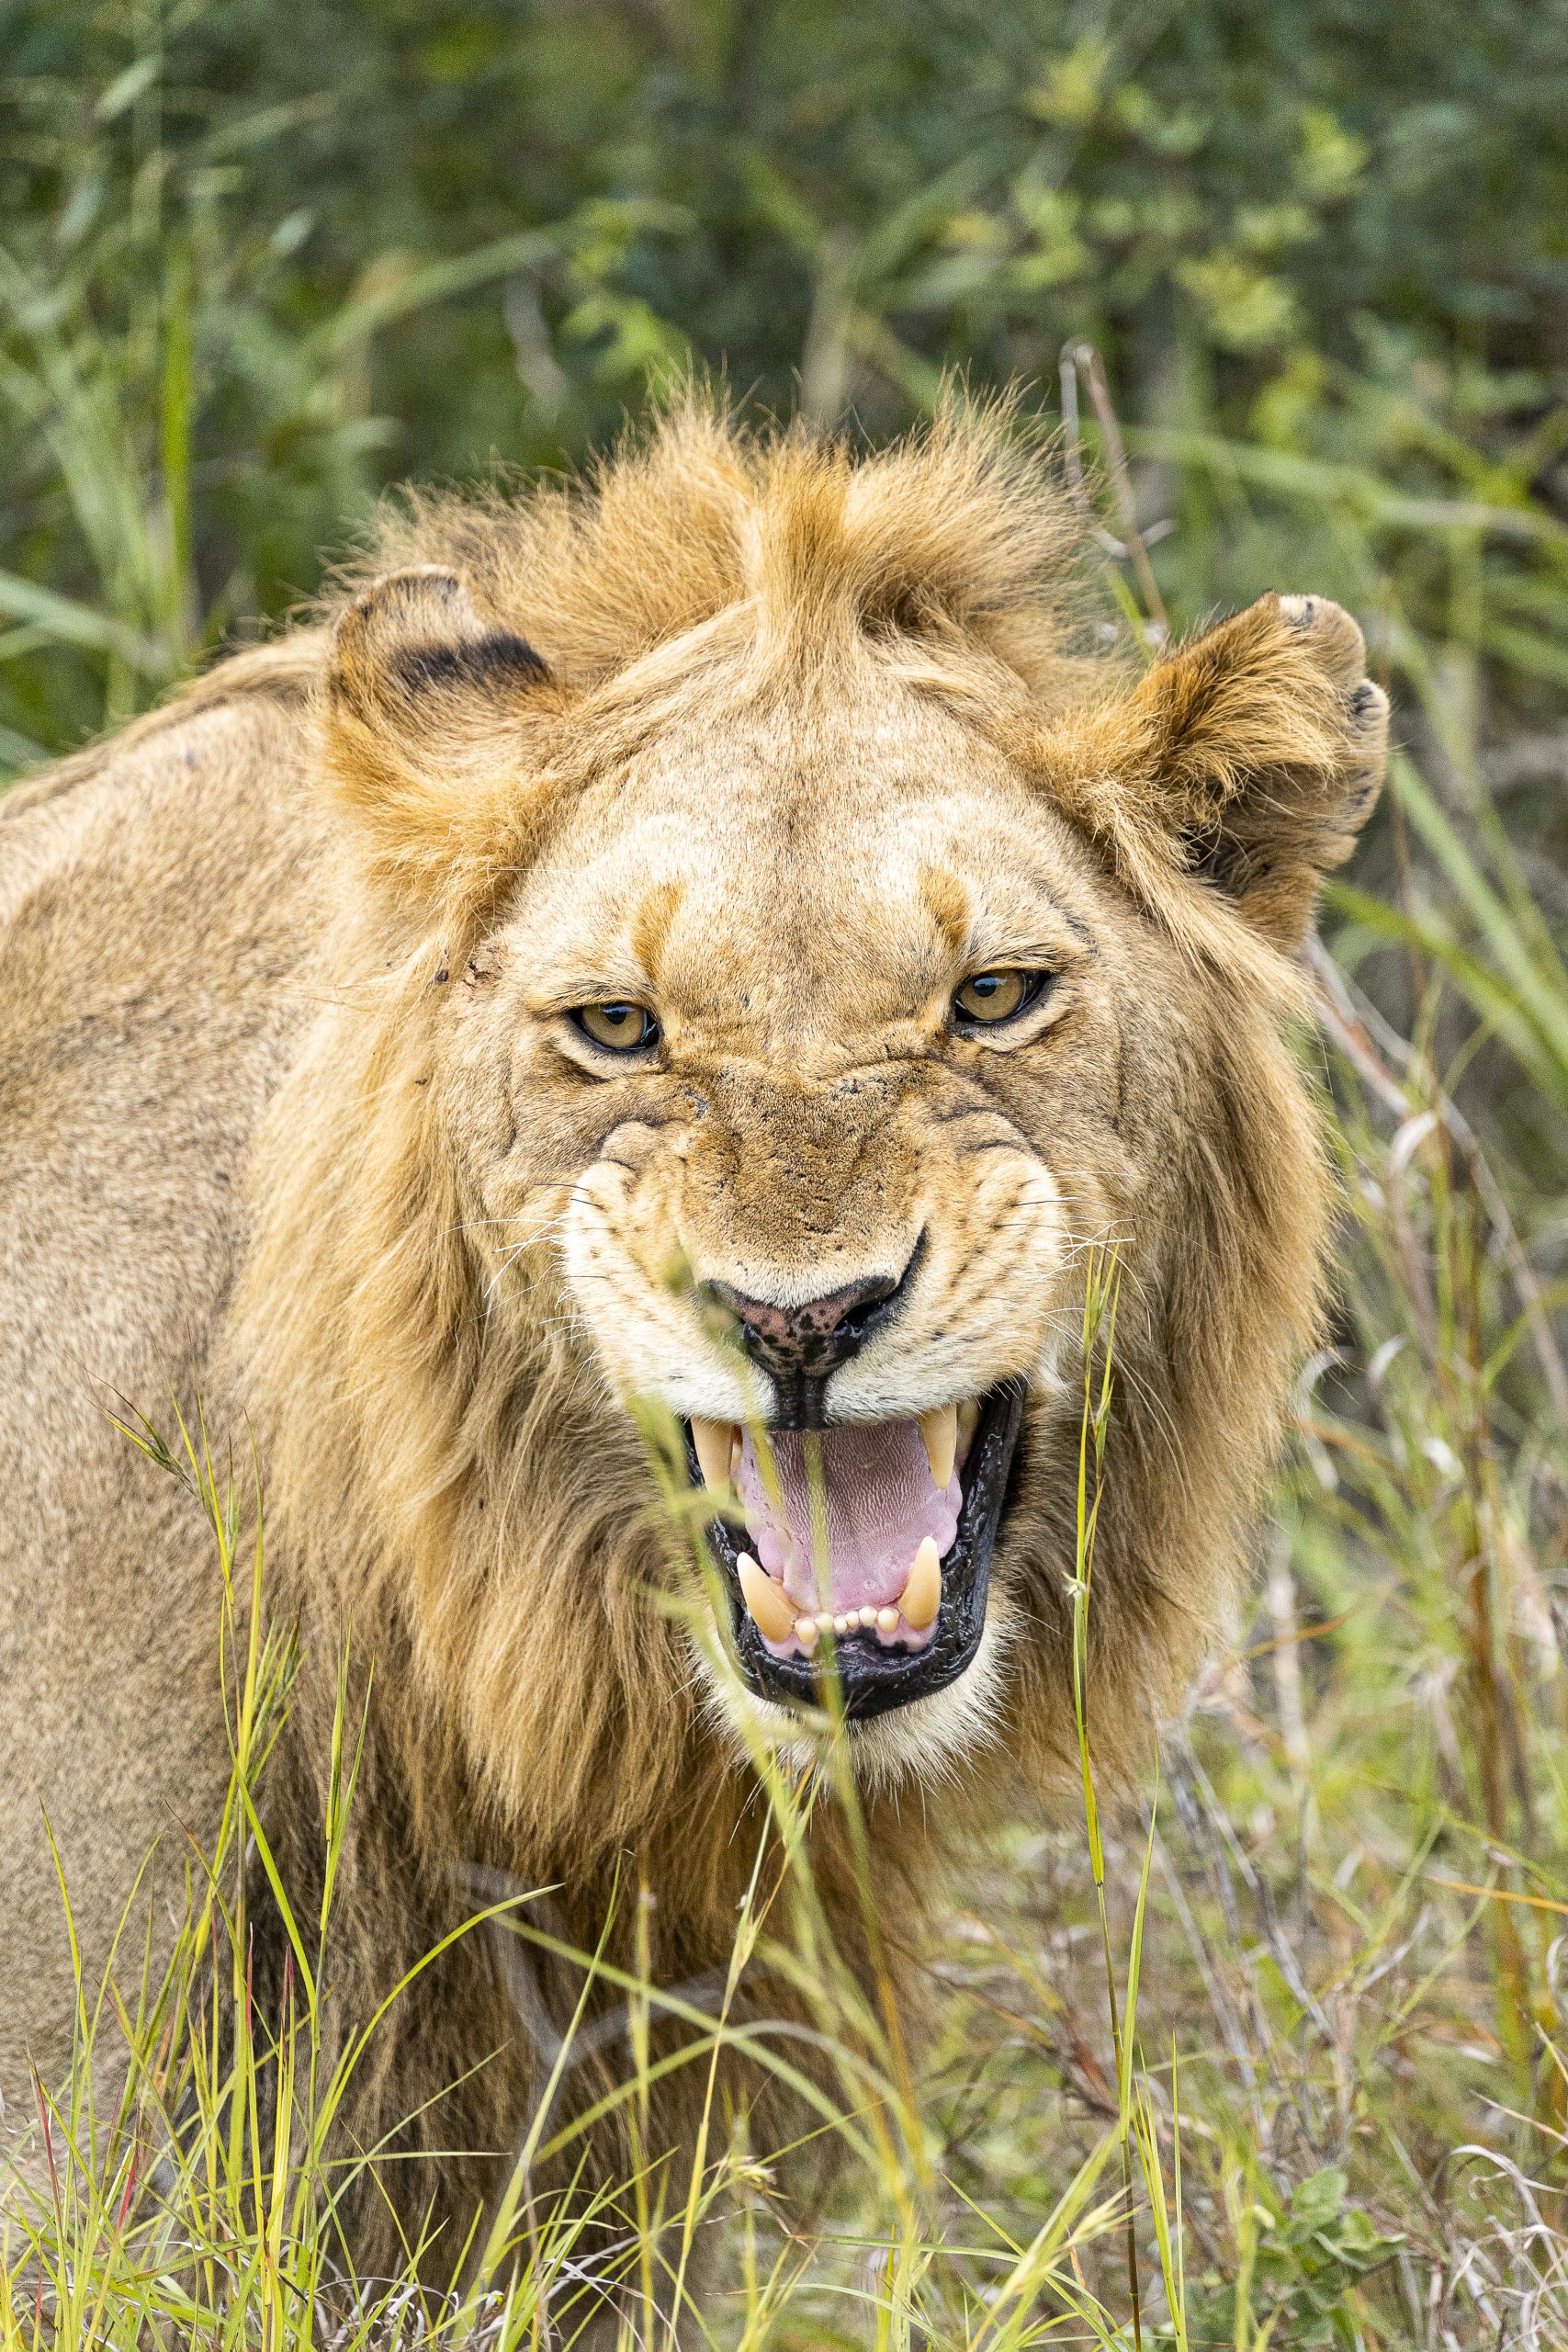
[455,662,1145,1771]
[322,414,1386,1795]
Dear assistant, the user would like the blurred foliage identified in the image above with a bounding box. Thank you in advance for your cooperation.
[3,0,1567,757]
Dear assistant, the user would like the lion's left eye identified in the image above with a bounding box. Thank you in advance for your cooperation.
[951,969,1048,1028]
[570,1001,661,1053]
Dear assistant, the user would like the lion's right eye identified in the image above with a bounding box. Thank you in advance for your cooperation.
[570,1001,661,1054]
[951,969,1048,1029]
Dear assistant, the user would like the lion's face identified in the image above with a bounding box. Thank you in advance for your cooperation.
[446,659,1169,1769]
[320,422,1385,1793]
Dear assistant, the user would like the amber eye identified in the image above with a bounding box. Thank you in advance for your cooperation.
[951,969,1046,1028]
[570,1001,660,1053]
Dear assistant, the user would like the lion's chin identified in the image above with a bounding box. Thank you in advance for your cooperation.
[683,1384,1026,1728]
[706,1607,1018,1792]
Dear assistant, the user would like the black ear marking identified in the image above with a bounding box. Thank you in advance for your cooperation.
[393,633,549,695]
[323,563,567,924]
[331,564,554,728]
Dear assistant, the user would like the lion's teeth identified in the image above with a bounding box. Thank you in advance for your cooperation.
[858,1605,878,1629]
[897,1534,942,1631]
[692,1416,738,1495]
[957,1398,981,1456]
[795,1616,819,1652]
[919,1401,959,1490]
[834,1611,853,1634]
[875,1605,900,1635]
[738,1553,797,1643]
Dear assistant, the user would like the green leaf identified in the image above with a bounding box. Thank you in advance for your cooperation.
[0,570,168,674]
[95,52,161,123]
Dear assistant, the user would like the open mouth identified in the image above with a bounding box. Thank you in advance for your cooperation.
[682,1385,1026,1721]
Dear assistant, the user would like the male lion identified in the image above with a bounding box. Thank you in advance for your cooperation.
[0,401,1385,2295]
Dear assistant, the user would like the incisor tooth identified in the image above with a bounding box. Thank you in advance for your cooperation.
[692,1416,738,1495]
[898,1534,942,1631]
[858,1605,878,1629]
[738,1553,797,1644]
[876,1605,900,1634]
[919,1401,959,1490]
[795,1616,819,1652]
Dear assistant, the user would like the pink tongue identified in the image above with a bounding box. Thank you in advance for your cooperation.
[736,1423,960,1616]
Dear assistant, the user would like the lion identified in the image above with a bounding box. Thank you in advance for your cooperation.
[0,397,1386,2307]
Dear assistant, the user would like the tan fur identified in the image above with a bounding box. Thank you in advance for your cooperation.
[0,396,1386,2274]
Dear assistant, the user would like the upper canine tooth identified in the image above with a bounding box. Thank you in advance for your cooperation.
[738,1554,797,1644]
[898,1534,942,1631]
[919,1402,958,1491]
[692,1417,738,1495]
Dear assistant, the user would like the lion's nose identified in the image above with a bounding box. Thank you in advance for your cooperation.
[705,1237,924,1385]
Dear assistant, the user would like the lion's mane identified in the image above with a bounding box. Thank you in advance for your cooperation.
[203,401,1363,2260]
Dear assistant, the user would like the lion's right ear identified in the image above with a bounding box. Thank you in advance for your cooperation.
[322,565,560,927]
[1039,593,1387,961]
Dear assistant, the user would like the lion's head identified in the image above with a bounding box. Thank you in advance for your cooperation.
[245,399,1385,1826]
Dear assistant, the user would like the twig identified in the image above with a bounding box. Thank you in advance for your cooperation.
[1059,340,1169,637]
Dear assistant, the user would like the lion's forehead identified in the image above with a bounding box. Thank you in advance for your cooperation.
[513,716,1108,1023]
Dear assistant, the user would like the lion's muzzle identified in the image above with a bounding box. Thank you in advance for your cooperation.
[703,1238,923,1424]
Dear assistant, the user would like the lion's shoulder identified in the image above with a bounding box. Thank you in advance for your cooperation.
[0,627,337,1213]
[1,632,328,932]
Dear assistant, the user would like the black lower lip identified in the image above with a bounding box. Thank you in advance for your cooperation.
[685,1384,1026,1723]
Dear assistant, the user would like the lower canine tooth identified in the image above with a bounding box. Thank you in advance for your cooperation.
[738,1553,797,1644]
[693,1416,738,1495]
[897,1534,942,1631]
[919,1401,959,1490]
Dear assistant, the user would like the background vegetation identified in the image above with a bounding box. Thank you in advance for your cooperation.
[4,0,1567,2343]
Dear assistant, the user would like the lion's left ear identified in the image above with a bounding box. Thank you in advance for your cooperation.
[322,564,562,928]
[1051,594,1388,952]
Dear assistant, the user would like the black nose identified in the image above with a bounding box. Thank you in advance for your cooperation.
[705,1235,924,1390]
